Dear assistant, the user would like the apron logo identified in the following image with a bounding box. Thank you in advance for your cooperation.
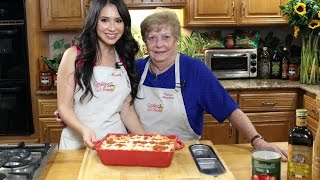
[147,103,164,112]
[94,82,115,92]
[161,92,174,99]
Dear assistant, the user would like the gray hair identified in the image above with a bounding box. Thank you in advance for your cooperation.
[140,10,181,42]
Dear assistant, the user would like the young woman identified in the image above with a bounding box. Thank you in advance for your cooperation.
[57,0,144,150]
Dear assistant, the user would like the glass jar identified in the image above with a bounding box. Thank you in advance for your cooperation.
[225,35,234,49]
[39,71,52,90]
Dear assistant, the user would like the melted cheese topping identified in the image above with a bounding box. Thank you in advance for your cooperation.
[100,134,175,152]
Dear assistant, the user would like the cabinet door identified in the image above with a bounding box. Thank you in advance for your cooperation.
[186,0,237,27]
[202,114,236,144]
[307,115,318,137]
[39,117,63,144]
[201,92,237,144]
[124,0,186,8]
[40,0,89,30]
[239,111,294,143]
[239,0,288,25]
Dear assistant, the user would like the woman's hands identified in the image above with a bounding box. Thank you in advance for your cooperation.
[253,138,288,162]
[54,110,96,149]
[54,110,66,127]
[81,127,97,149]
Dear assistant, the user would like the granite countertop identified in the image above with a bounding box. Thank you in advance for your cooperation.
[36,79,320,96]
[220,79,320,95]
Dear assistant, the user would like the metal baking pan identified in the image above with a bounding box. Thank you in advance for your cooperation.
[189,144,226,176]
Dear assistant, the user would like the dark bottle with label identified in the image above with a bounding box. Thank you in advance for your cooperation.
[258,47,271,79]
[282,47,290,80]
[271,50,282,79]
[288,109,313,180]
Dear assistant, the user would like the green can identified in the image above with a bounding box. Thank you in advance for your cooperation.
[252,150,281,180]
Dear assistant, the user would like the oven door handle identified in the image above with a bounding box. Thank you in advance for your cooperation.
[213,53,246,57]
[0,29,18,35]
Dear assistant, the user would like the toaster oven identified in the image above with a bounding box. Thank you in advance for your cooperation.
[204,49,258,79]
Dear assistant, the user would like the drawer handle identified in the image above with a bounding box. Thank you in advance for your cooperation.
[229,123,233,137]
[231,2,235,16]
[262,101,277,105]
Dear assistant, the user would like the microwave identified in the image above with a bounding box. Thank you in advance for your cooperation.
[204,49,258,79]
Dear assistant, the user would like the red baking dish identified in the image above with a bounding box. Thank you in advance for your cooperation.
[93,133,184,167]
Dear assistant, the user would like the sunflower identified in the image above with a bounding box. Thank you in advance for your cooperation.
[308,19,320,29]
[294,2,307,15]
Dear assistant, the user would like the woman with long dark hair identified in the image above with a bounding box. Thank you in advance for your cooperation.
[57,0,144,150]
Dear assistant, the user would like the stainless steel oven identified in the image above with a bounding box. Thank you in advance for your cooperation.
[204,49,258,79]
[0,0,33,135]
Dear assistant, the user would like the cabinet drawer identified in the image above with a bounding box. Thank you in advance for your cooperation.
[239,111,294,143]
[303,94,319,120]
[38,99,57,117]
[239,92,297,112]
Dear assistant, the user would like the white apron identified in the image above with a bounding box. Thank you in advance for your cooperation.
[134,53,200,140]
[59,52,130,150]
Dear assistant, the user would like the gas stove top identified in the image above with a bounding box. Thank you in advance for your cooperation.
[0,142,57,180]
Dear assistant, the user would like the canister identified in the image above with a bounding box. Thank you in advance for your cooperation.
[252,150,281,180]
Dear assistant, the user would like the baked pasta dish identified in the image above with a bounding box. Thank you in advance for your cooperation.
[100,134,176,152]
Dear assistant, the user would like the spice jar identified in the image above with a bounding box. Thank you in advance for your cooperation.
[39,71,52,90]
[225,35,234,49]
[288,63,298,81]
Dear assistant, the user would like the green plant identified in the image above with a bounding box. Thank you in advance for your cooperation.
[41,38,71,72]
[178,31,206,57]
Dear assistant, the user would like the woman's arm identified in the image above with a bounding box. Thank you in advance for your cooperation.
[120,95,145,134]
[57,46,96,148]
[228,108,288,161]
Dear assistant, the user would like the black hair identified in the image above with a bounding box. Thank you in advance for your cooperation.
[74,0,139,104]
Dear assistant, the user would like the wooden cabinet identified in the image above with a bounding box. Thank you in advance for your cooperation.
[238,90,297,143]
[185,0,288,27]
[124,0,186,8]
[303,93,319,136]
[201,93,237,144]
[40,0,186,30]
[38,99,63,144]
[40,0,90,30]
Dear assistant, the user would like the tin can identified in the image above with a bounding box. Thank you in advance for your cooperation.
[252,150,281,180]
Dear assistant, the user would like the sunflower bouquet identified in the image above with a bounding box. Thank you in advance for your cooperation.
[280,0,320,84]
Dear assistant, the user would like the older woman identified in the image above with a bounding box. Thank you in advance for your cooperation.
[134,10,288,161]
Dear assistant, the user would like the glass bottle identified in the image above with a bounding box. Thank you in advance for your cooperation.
[281,47,290,80]
[288,109,313,180]
[271,50,282,79]
[258,47,271,79]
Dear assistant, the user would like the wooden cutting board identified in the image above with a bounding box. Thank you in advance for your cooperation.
[77,140,235,180]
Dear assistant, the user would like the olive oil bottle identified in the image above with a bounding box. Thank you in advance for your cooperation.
[288,109,313,180]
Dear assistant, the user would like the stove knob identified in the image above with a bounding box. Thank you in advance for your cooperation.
[251,59,257,66]
[251,53,257,59]
[251,67,257,73]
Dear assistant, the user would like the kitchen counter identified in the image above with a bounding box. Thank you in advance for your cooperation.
[36,79,320,96]
[43,141,288,180]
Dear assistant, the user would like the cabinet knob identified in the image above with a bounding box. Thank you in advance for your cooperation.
[229,123,233,137]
